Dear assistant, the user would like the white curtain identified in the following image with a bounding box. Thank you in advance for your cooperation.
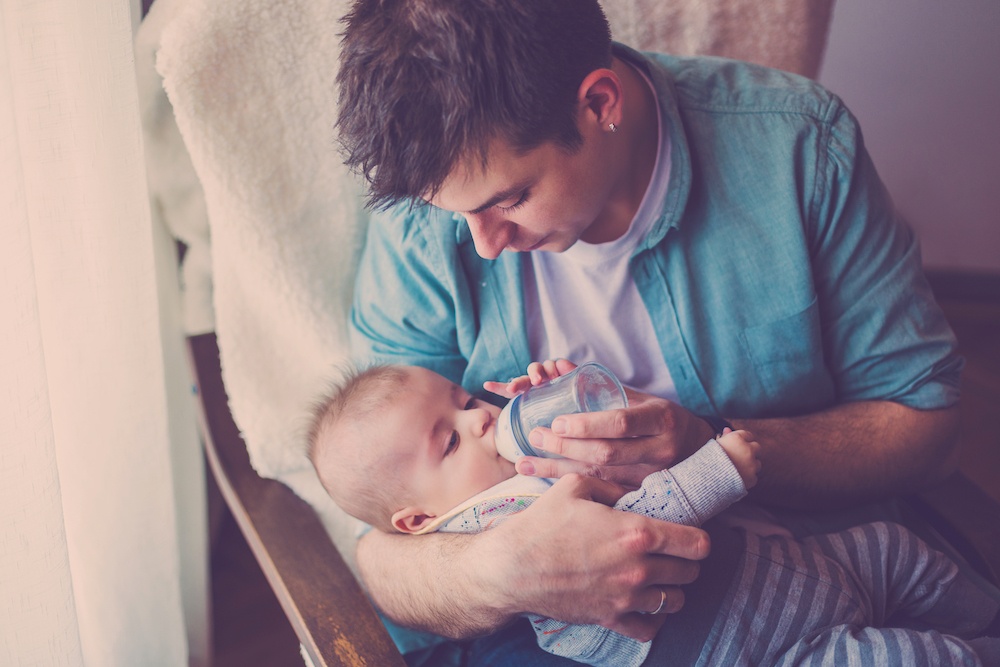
[1,0,208,665]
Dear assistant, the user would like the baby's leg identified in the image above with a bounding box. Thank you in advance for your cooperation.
[775,625,997,666]
[801,521,998,637]
[693,528,998,666]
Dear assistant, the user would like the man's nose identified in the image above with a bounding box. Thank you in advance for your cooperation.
[466,214,509,260]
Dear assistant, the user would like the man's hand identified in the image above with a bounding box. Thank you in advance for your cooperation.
[515,387,715,488]
[357,472,711,641]
[485,473,710,639]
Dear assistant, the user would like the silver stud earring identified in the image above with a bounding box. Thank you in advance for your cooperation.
[608,122,618,133]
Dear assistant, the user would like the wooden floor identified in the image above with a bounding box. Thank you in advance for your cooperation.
[211,511,302,667]
[209,281,1000,667]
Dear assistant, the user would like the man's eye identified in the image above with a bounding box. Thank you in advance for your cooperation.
[497,190,529,213]
[445,431,459,456]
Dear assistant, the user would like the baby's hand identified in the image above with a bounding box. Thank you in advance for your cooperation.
[715,427,762,489]
[484,359,578,399]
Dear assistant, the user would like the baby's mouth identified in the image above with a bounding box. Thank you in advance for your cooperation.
[486,416,498,450]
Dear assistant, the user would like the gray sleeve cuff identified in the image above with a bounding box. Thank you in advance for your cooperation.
[668,439,748,524]
[614,439,747,526]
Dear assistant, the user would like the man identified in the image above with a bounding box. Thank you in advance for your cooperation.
[336,0,963,663]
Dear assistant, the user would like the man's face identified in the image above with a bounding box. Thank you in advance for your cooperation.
[380,367,514,521]
[427,135,619,260]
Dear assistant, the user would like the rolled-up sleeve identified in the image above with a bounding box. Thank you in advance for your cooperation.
[809,100,963,409]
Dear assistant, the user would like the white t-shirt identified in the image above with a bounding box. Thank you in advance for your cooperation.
[523,80,794,539]
[524,75,677,401]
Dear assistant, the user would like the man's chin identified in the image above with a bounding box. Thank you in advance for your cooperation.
[518,237,575,254]
[509,236,545,252]
[543,239,577,253]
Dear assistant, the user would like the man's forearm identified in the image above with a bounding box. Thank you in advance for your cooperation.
[732,400,960,509]
[357,528,515,639]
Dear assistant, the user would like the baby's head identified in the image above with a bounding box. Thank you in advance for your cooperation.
[308,364,515,534]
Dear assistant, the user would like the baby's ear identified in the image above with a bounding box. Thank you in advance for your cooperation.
[391,507,436,534]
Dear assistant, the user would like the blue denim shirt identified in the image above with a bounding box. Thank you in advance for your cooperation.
[351,44,962,418]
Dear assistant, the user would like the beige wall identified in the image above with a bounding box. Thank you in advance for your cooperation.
[819,0,1000,273]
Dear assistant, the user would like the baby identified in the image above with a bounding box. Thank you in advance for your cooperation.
[308,361,999,666]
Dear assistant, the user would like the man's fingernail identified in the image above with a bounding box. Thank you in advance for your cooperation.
[552,418,567,434]
[518,460,535,476]
[528,430,544,448]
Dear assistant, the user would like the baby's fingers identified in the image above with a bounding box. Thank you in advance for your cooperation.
[527,361,561,385]
[484,376,531,398]
[528,359,579,385]
[541,359,561,382]
[482,380,513,398]
[487,360,581,397]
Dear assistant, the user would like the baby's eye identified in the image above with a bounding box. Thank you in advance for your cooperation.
[464,396,477,410]
[445,431,459,456]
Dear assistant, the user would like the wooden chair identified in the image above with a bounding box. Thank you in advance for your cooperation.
[190,332,406,667]
[154,2,999,664]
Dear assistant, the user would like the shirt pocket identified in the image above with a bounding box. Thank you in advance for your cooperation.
[738,296,835,414]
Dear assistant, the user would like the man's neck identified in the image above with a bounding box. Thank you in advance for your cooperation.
[581,56,660,245]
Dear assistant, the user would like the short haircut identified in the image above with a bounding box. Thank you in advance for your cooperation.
[336,0,613,209]
[307,364,412,532]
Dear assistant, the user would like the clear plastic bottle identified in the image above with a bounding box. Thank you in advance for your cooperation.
[495,362,628,463]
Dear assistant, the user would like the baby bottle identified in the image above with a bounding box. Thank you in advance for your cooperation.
[494,362,628,463]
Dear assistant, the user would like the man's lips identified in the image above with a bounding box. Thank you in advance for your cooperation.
[509,237,546,253]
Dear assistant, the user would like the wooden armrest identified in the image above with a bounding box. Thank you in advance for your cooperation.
[188,333,405,667]
[908,471,1000,588]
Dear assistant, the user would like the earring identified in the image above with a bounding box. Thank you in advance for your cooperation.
[608,122,618,133]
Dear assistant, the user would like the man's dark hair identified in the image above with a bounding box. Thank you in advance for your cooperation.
[336,0,613,210]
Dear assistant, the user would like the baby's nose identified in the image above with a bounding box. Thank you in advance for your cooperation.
[479,410,493,435]
[476,408,492,436]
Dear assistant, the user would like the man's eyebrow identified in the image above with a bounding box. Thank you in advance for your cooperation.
[467,182,528,215]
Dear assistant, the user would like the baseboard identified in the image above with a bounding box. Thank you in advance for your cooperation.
[925,268,1000,302]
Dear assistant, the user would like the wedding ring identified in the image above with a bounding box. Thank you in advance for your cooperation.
[643,589,668,615]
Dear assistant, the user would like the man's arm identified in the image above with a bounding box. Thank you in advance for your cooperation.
[519,396,960,510]
[357,530,509,639]
[733,400,960,509]
[356,474,709,640]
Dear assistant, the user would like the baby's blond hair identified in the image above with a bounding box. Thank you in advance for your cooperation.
[307,364,413,532]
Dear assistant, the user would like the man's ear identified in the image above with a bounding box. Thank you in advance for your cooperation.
[391,506,437,534]
[575,67,623,133]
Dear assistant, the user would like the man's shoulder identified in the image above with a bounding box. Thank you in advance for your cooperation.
[371,199,466,251]
[642,49,842,124]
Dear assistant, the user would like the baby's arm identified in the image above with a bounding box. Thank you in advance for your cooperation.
[716,427,762,488]
[615,429,761,527]
[483,359,578,398]
[484,357,761,527]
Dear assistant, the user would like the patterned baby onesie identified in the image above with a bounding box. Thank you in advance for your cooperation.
[431,439,748,666]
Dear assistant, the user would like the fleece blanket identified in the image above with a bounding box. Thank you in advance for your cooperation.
[136,0,370,565]
[135,0,833,572]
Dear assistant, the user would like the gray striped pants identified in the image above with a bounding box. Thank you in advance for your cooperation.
[693,521,999,665]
